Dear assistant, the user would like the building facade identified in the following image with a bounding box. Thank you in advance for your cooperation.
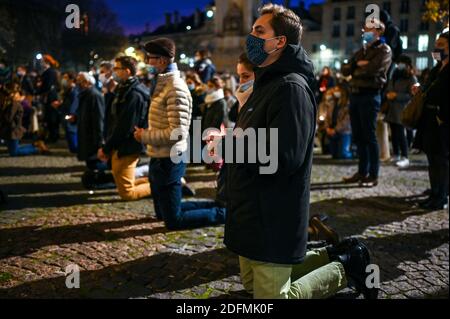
[132,0,321,73]
[308,0,445,71]
[131,0,445,74]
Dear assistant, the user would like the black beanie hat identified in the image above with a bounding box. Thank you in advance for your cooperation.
[144,38,176,58]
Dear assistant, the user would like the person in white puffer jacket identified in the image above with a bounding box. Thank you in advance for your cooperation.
[134,38,226,230]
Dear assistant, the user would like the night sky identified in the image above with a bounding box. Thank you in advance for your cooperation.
[106,0,324,35]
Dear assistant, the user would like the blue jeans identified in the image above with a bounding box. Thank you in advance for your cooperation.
[349,93,381,178]
[149,157,225,230]
[7,139,39,157]
[329,133,353,159]
[65,128,78,154]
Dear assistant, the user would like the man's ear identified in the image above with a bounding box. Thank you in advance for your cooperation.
[278,36,287,49]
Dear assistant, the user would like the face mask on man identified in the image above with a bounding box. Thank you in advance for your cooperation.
[187,83,196,91]
[397,63,407,70]
[432,48,449,61]
[362,31,376,44]
[99,73,108,85]
[112,72,122,83]
[246,34,282,66]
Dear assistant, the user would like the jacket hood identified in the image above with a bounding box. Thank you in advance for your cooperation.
[255,44,316,88]
[118,77,150,102]
[380,9,392,25]
[133,82,151,101]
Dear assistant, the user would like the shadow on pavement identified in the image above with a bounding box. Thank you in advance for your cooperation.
[365,228,449,283]
[0,166,85,177]
[0,248,239,299]
[2,182,85,195]
[0,218,165,259]
[0,192,123,211]
[310,195,431,237]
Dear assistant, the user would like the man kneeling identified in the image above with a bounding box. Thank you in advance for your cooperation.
[98,56,151,201]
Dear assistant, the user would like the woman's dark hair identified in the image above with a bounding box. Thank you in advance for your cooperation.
[63,71,77,81]
[208,76,224,89]
[238,53,256,72]
[394,55,415,82]
[185,72,203,86]
[397,55,413,68]
[196,49,211,59]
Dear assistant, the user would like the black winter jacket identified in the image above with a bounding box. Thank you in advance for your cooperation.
[103,78,150,158]
[77,87,105,161]
[224,44,317,264]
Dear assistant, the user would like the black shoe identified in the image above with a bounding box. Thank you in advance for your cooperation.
[182,184,196,197]
[343,173,366,184]
[421,199,449,211]
[0,190,7,204]
[359,176,378,188]
[418,197,433,208]
[327,239,379,299]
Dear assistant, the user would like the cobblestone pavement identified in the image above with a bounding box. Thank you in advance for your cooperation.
[0,141,448,299]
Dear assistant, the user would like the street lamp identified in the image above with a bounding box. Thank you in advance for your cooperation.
[180,53,186,59]
[36,53,43,60]
[320,44,327,51]
[125,47,135,56]
[206,10,214,19]
[186,25,192,31]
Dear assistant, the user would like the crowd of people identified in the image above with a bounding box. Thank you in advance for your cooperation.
[0,3,448,299]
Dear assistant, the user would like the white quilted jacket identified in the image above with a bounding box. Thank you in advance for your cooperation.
[142,70,192,158]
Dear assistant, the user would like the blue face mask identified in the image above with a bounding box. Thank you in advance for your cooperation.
[246,34,281,66]
[432,48,448,61]
[362,31,376,44]
[187,84,196,91]
[148,66,158,75]
[239,80,254,93]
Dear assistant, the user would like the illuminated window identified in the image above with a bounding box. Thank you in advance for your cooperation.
[416,57,429,70]
[418,34,429,52]
[400,36,408,50]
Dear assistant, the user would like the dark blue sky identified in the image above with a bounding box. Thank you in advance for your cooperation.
[106,0,323,35]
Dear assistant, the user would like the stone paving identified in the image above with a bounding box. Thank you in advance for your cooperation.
[0,141,448,299]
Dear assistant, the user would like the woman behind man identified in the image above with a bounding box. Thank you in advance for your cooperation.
[384,55,417,168]
[414,32,449,210]
[0,84,48,156]
[202,76,229,132]
[324,85,353,159]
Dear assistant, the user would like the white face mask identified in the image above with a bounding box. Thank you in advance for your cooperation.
[236,86,253,109]
[238,80,254,93]
[99,73,108,85]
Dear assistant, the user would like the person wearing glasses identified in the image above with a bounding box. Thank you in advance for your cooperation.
[134,38,225,229]
[97,56,151,201]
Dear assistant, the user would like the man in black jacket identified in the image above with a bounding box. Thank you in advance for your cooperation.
[76,72,106,172]
[97,56,151,201]
[223,4,377,299]
[342,20,392,187]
